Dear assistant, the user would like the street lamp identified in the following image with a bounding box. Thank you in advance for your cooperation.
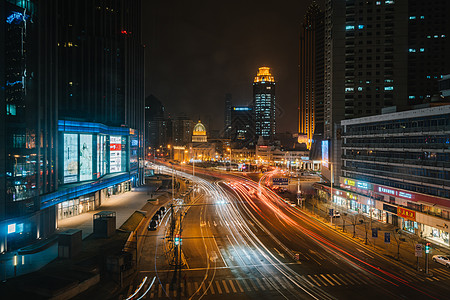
[322,160,334,227]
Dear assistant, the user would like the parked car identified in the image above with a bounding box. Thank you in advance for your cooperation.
[148,219,157,231]
[432,255,450,268]
[152,214,160,224]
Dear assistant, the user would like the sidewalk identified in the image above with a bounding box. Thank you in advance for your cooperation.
[57,185,164,239]
[300,195,450,272]
[0,176,179,299]
[278,189,450,273]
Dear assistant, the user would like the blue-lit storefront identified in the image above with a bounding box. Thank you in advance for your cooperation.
[54,120,139,220]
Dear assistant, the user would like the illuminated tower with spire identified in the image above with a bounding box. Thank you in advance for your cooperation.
[253,67,276,140]
[299,1,324,150]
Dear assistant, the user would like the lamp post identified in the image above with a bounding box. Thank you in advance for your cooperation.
[227,148,232,172]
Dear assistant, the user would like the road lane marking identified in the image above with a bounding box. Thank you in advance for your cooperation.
[280,277,294,289]
[274,248,285,258]
[326,274,341,285]
[314,274,327,286]
[261,278,275,290]
[274,277,287,289]
[307,275,321,286]
[229,280,237,293]
[208,281,215,295]
[222,280,230,293]
[201,282,207,295]
[241,279,252,291]
[194,282,199,294]
[335,274,349,285]
[255,278,266,291]
[235,280,244,292]
[158,284,163,297]
[215,281,223,294]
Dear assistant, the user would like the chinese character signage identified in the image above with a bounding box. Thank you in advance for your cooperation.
[397,207,416,221]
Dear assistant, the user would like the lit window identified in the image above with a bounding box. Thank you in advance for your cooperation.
[427,36,431,39]
[376,1,381,4]
[409,16,416,20]
[427,75,431,79]
[346,25,355,30]
[358,87,363,91]
[420,16,425,19]
[442,35,446,38]
[419,48,425,52]
[385,0,394,4]
[409,96,415,99]
[384,86,394,91]
[345,87,354,92]
[358,25,364,29]
[408,48,416,53]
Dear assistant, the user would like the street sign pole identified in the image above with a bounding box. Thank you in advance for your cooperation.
[415,244,423,271]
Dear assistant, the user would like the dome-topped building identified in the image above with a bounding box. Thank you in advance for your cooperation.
[192,120,207,143]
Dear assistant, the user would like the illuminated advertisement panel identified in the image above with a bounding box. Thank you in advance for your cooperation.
[321,140,329,168]
[97,135,107,178]
[64,133,78,183]
[79,134,93,181]
[121,136,128,172]
[110,136,122,173]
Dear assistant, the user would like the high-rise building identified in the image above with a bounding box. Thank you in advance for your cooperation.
[224,93,232,138]
[299,2,325,149]
[145,95,166,150]
[172,115,194,146]
[0,0,145,267]
[323,0,450,182]
[230,106,255,148]
[253,67,276,140]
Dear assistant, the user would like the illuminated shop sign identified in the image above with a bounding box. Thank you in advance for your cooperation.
[378,187,396,196]
[357,182,369,189]
[110,136,122,173]
[399,192,412,199]
[321,140,329,168]
[397,207,416,221]
[378,186,412,199]
[345,179,355,187]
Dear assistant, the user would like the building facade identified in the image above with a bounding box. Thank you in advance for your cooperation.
[338,105,450,247]
[230,106,255,148]
[0,0,145,275]
[299,2,324,149]
[253,67,276,140]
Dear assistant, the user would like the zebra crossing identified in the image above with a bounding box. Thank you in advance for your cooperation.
[140,273,383,298]
[129,268,450,299]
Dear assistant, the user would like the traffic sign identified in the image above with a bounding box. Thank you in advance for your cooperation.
[329,208,334,216]
[384,232,390,244]
[415,244,423,257]
[372,228,378,238]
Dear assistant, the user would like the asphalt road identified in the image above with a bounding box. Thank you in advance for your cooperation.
[126,165,450,300]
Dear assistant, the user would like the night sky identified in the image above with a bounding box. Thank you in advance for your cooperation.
[142,0,322,134]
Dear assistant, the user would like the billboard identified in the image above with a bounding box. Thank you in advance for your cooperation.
[321,140,329,168]
[64,133,78,183]
[79,134,93,181]
[97,135,107,178]
[110,136,122,173]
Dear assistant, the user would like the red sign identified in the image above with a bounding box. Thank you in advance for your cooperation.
[397,207,416,221]
[110,144,121,151]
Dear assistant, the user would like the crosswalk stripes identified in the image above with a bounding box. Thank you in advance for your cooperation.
[254,278,266,291]
[148,272,428,298]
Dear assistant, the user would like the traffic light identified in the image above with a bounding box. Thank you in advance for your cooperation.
[174,234,180,246]
[425,242,431,254]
